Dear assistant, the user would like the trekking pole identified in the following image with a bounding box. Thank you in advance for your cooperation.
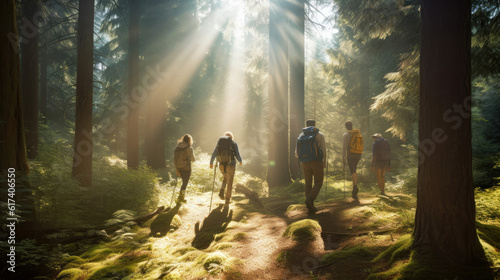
[343,160,346,198]
[209,162,218,214]
[170,174,178,207]
[324,158,328,204]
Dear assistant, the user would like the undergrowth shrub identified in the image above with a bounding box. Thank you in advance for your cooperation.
[30,136,158,229]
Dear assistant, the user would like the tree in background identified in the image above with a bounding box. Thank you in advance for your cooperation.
[21,0,41,159]
[72,0,94,187]
[268,0,291,187]
[288,0,305,180]
[412,0,491,277]
[127,0,140,169]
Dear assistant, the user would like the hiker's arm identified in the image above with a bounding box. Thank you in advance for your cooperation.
[233,143,243,164]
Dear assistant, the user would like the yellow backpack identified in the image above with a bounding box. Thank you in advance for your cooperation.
[349,129,363,154]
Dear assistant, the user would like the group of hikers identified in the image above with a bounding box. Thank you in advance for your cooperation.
[173,119,391,214]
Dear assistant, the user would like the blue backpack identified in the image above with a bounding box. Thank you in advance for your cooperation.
[297,127,322,162]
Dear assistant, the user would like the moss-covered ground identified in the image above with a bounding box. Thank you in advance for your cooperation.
[30,177,500,280]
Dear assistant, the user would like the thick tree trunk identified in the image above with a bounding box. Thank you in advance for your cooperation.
[21,0,40,159]
[40,51,47,123]
[127,0,140,169]
[72,0,94,187]
[288,0,305,180]
[268,0,291,187]
[0,0,30,173]
[414,0,491,275]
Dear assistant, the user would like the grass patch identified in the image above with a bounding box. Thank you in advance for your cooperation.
[372,234,413,265]
[56,268,85,280]
[283,219,322,242]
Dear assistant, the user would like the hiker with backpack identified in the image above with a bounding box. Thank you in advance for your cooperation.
[210,131,243,205]
[371,133,391,196]
[174,134,196,203]
[342,121,363,201]
[295,119,327,214]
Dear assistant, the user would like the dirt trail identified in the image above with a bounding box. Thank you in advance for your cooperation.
[168,191,386,280]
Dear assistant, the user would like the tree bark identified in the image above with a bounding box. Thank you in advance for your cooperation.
[268,0,291,187]
[21,0,40,159]
[40,50,47,123]
[72,0,94,187]
[414,0,491,274]
[127,0,140,169]
[0,0,30,173]
[288,0,305,180]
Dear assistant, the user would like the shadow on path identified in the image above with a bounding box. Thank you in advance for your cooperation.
[192,204,233,250]
[149,203,181,237]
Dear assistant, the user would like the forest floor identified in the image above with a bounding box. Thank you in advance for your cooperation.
[39,181,500,280]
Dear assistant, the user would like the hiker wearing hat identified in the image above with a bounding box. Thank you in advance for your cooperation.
[371,133,391,195]
[295,119,327,214]
[342,121,363,201]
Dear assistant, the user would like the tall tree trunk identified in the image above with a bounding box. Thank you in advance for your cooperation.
[21,0,40,159]
[127,0,140,169]
[413,0,491,276]
[358,59,370,135]
[72,0,94,187]
[288,0,305,180]
[1,0,30,173]
[40,50,47,123]
[268,0,291,187]
[1,0,36,238]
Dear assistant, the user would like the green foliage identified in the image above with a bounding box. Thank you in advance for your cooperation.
[372,235,412,264]
[283,219,322,242]
[475,187,500,222]
[30,126,159,228]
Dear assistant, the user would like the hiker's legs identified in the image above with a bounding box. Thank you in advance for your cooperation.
[351,172,358,186]
[305,161,324,205]
[376,168,386,193]
[303,162,314,198]
[225,165,236,201]
[179,169,191,191]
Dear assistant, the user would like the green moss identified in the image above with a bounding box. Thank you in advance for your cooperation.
[231,232,248,242]
[366,261,408,280]
[321,247,375,265]
[476,221,500,250]
[80,245,114,262]
[87,263,134,280]
[372,235,412,264]
[213,242,234,250]
[286,204,305,213]
[199,252,228,274]
[61,255,86,268]
[173,247,197,256]
[179,250,204,262]
[56,268,85,280]
[276,251,290,264]
[283,219,321,242]
[171,214,183,230]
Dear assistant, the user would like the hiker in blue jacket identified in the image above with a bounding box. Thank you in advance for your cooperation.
[295,120,327,214]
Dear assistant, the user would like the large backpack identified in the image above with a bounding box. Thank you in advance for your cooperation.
[297,127,322,162]
[349,130,364,154]
[216,136,234,164]
[374,138,391,160]
[174,145,190,169]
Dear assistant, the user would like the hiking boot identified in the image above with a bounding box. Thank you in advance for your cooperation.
[380,191,386,196]
[218,188,225,200]
[177,190,187,203]
[352,185,359,200]
[305,201,318,214]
